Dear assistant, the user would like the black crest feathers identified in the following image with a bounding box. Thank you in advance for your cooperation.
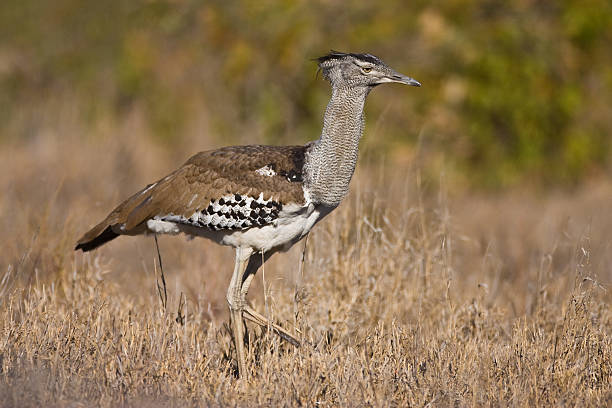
[316,50,384,66]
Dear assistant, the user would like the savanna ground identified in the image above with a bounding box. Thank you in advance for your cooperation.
[0,107,610,407]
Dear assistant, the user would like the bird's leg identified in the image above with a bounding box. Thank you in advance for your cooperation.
[239,253,301,347]
[226,247,253,378]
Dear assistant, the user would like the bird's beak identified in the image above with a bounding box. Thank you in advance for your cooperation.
[373,71,421,87]
[388,72,421,87]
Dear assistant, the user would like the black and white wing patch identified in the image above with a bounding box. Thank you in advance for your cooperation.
[158,193,282,231]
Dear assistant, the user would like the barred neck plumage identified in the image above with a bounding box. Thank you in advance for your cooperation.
[304,86,371,207]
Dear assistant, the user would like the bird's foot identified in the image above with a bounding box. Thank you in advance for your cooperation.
[243,306,301,347]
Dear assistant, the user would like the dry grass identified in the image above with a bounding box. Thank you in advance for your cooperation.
[0,109,610,406]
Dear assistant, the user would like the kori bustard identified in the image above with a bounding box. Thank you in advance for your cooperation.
[76,51,420,377]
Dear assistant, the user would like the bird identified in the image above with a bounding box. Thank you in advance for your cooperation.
[75,51,421,377]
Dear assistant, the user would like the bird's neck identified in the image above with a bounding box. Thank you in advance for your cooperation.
[304,86,370,207]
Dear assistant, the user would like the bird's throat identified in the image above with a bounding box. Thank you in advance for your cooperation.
[304,86,370,207]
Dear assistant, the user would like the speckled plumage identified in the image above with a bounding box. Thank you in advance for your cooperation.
[303,86,369,206]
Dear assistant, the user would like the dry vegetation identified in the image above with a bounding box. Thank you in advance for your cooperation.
[0,110,611,407]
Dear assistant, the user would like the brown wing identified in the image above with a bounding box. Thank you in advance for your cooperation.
[75,144,310,251]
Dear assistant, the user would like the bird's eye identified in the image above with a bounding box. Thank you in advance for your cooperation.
[362,67,372,73]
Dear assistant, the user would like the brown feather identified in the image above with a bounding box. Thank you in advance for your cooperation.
[75,144,310,251]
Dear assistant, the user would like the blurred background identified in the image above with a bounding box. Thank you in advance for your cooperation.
[0,4,611,403]
[1,0,611,188]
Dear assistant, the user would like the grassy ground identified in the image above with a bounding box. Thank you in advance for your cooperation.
[0,115,610,406]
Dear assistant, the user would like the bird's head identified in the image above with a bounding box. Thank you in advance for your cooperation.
[316,51,421,90]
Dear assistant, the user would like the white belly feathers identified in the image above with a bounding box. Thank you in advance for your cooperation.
[218,202,322,252]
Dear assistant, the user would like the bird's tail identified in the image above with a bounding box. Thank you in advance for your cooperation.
[75,223,119,252]
[74,179,163,252]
